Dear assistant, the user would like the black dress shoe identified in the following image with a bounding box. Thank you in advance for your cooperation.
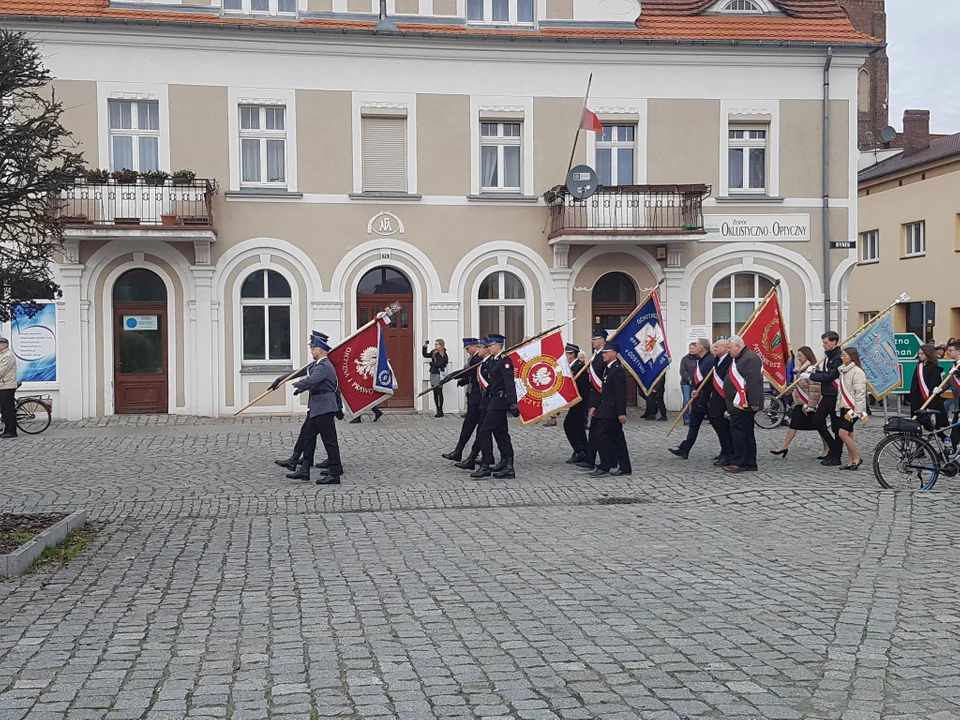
[574,461,594,470]
[455,457,477,470]
[470,465,492,479]
[609,469,632,477]
[1,433,17,439]
[566,452,585,464]
[373,407,383,422]
[492,460,515,479]
[286,467,310,481]
[820,457,842,467]
[442,451,463,462]
[275,456,299,471]
[714,454,723,461]
[316,474,341,485]
[657,416,668,421]
[588,468,609,477]
[669,448,689,459]
[712,458,730,467]
[350,417,362,424]
[315,458,331,469]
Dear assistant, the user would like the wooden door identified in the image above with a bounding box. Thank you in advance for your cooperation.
[357,295,414,408]
[593,303,639,406]
[114,301,169,413]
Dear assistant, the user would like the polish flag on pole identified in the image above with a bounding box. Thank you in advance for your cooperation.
[579,106,603,134]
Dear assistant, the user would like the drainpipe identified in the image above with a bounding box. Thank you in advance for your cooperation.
[822,46,833,331]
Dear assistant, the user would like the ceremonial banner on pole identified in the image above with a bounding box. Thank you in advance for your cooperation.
[615,290,672,395]
[845,311,901,399]
[508,330,581,425]
[739,292,791,391]
[328,317,395,418]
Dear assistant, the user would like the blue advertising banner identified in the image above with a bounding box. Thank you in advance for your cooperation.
[11,303,57,383]
[846,312,901,399]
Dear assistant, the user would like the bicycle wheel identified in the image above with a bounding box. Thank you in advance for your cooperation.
[873,433,939,491]
[754,395,786,430]
[16,399,52,435]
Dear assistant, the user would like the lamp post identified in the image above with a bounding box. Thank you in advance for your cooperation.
[375,0,398,32]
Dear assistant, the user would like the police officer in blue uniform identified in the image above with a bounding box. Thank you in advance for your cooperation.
[455,337,492,470]
[471,334,519,480]
[286,332,343,485]
[442,337,483,463]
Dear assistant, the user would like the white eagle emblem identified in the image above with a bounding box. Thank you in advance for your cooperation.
[532,366,553,387]
[354,346,379,379]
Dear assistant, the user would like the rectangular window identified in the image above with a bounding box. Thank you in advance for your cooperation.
[239,105,286,187]
[728,127,767,193]
[904,221,925,257]
[596,124,635,186]
[223,0,296,15]
[361,115,407,193]
[860,311,879,326]
[108,99,160,172]
[467,0,535,24]
[480,121,522,193]
[860,230,879,263]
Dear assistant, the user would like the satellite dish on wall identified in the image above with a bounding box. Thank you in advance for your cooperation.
[880,126,897,143]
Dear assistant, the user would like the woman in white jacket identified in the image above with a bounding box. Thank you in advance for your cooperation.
[836,347,868,470]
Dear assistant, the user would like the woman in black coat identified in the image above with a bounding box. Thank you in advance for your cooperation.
[422,338,449,417]
[910,343,946,433]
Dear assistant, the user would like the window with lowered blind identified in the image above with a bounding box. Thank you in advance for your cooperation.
[361,115,407,193]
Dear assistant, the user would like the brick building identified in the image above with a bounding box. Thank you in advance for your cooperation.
[839,0,888,149]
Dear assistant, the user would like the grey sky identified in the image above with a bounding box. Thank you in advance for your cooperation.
[886,0,960,134]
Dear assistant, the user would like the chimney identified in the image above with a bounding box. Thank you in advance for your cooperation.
[902,109,931,153]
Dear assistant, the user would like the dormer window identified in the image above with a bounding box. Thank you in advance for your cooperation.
[467,0,535,25]
[721,0,763,12]
[223,0,296,16]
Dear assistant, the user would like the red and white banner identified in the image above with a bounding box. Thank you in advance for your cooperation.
[328,317,395,418]
[739,292,791,391]
[508,330,582,425]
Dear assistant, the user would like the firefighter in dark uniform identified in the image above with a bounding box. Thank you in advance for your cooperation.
[442,337,483,463]
[455,337,491,470]
[590,341,632,476]
[575,329,609,471]
[471,333,520,480]
[563,343,590,464]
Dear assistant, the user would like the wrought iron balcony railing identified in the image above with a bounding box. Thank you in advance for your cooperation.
[544,184,710,239]
[60,178,218,229]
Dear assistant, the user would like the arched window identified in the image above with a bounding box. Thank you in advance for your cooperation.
[357,267,413,296]
[478,270,525,341]
[592,272,637,304]
[722,0,762,12]
[711,272,774,340]
[113,268,167,303]
[240,269,292,362]
[858,69,871,114]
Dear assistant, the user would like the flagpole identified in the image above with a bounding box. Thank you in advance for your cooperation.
[566,73,593,177]
[913,359,960,418]
[776,292,910,399]
[666,280,781,437]
[234,301,401,416]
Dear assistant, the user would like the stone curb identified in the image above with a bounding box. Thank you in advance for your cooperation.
[0,510,87,578]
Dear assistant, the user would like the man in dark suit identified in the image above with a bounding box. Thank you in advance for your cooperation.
[669,338,715,460]
[575,329,609,470]
[442,338,483,463]
[707,340,735,467]
[455,338,491,470]
[722,334,764,473]
[471,334,520,480]
[563,343,590,464]
[590,341,631,477]
[805,331,844,465]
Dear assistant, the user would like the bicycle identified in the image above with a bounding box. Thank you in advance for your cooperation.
[14,394,52,435]
[873,410,960,491]
[754,385,789,430]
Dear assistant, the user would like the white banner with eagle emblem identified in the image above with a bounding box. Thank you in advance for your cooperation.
[507,330,582,425]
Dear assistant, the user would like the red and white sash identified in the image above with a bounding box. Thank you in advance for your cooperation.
[478,362,489,390]
[795,384,810,406]
[693,362,705,386]
[712,358,727,395]
[729,361,748,409]
[589,354,603,393]
[834,378,856,412]
[917,366,932,400]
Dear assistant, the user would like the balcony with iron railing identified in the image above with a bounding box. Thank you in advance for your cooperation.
[544,184,711,242]
[60,177,218,231]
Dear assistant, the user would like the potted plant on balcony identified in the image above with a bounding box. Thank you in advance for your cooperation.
[111,168,138,184]
[141,170,170,186]
[85,168,109,183]
[172,169,196,185]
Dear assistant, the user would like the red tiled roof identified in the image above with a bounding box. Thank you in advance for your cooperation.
[641,0,848,19]
[860,133,960,183]
[889,132,949,149]
[0,0,877,44]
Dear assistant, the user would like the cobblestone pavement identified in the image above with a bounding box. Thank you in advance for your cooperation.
[2,412,960,720]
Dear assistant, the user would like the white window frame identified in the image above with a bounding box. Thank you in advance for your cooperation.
[710,272,776,340]
[480,121,523,193]
[228,88,298,193]
[727,127,768,193]
[719,101,779,198]
[97,83,171,174]
[860,311,879,326]
[860,229,879,263]
[107,99,161,172]
[222,0,298,16]
[477,269,528,337]
[722,0,762,12]
[595,124,637,187]
[239,105,288,188]
[586,102,647,186]
[706,0,772,11]
[351,93,418,196]
[471,97,534,197]
[903,221,926,257]
[240,269,294,365]
[466,0,536,25]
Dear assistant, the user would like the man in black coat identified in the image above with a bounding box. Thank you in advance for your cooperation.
[669,338,714,459]
[563,343,590,463]
[442,338,483,463]
[575,329,609,470]
[805,331,843,465]
[722,335,764,473]
[471,334,520,480]
[707,340,735,466]
[455,338,491,470]
[589,341,632,477]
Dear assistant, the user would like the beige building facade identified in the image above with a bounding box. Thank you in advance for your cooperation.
[0,0,876,419]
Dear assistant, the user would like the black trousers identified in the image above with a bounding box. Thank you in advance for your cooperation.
[728,409,758,468]
[302,412,342,473]
[0,389,16,437]
[455,402,481,453]
[291,412,309,459]
[678,410,707,453]
[643,386,666,418]
[478,408,513,466]
[597,417,631,473]
[812,395,842,458]
[432,387,444,414]
[709,414,734,460]
[563,404,588,454]
[583,415,600,465]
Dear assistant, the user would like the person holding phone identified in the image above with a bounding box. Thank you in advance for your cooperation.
[422,338,449,418]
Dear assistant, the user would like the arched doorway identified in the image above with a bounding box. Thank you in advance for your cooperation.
[592,272,638,405]
[113,268,168,414]
[357,266,414,408]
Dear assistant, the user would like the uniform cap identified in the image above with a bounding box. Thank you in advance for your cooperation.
[487,334,506,345]
[309,331,331,351]
[591,328,608,340]
[565,343,580,355]
[462,337,480,348]
[602,341,620,353]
